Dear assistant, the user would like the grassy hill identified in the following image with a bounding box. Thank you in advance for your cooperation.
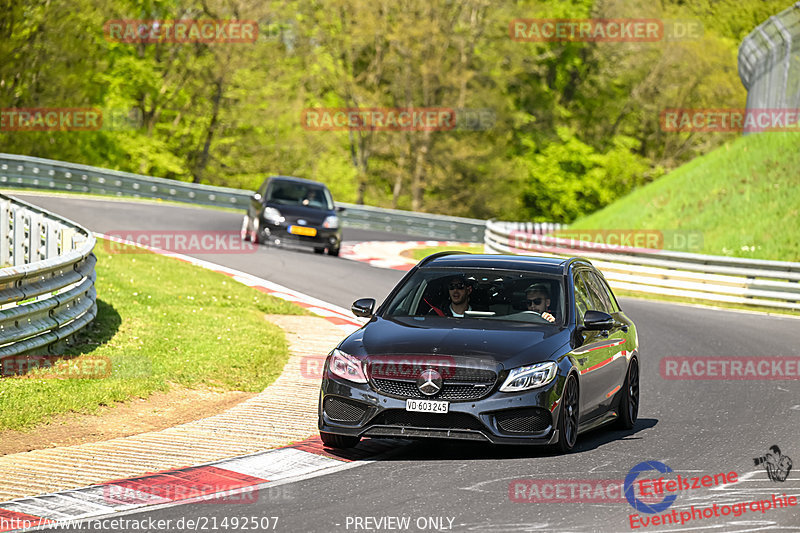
[569,132,800,262]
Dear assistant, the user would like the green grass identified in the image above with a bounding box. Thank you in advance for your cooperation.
[0,239,308,431]
[569,132,800,261]
[409,244,485,261]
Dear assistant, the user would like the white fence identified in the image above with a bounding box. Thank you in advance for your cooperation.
[485,220,800,311]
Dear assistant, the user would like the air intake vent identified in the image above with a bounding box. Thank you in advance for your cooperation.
[323,396,368,423]
[494,408,551,433]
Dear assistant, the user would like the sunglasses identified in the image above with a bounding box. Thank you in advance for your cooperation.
[448,282,466,290]
[527,298,545,306]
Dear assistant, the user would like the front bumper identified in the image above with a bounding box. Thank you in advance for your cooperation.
[318,373,565,446]
[262,221,341,249]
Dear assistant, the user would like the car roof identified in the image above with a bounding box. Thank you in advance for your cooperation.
[419,253,588,275]
[266,175,329,188]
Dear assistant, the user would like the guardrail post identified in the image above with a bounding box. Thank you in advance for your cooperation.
[0,198,9,267]
[13,208,27,266]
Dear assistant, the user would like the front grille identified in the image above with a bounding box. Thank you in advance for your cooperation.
[370,410,485,431]
[323,396,368,423]
[494,408,551,433]
[371,379,495,401]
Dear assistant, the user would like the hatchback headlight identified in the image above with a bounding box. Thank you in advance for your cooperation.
[322,215,339,229]
[500,362,558,392]
[263,207,284,224]
[328,349,367,383]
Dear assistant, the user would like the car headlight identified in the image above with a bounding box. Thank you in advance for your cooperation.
[322,215,339,229]
[328,349,367,383]
[499,362,558,392]
[263,207,284,224]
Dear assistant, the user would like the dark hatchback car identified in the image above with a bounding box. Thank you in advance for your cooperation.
[318,253,639,453]
[243,176,344,255]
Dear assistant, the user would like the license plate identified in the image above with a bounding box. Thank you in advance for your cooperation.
[289,225,317,237]
[406,399,449,413]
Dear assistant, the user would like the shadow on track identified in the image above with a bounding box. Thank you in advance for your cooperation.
[357,417,659,462]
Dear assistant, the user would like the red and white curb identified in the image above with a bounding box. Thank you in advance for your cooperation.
[98,233,365,335]
[340,240,477,271]
[0,235,400,531]
[0,437,404,531]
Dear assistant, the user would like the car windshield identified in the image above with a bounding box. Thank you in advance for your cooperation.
[267,181,334,210]
[382,268,565,325]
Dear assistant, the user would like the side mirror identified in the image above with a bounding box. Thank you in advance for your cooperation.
[252,193,262,202]
[351,298,376,318]
[581,310,614,331]
[336,206,346,213]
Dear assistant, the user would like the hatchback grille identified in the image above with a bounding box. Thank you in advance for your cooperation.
[494,408,551,433]
[370,410,485,431]
[323,396,368,423]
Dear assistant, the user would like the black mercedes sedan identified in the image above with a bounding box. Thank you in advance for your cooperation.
[318,253,639,453]
[243,175,344,255]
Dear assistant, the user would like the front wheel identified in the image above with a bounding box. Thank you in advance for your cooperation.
[241,215,251,241]
[327,247,340,257]
[320,431,360,449]
[616,358,639,430]
[555,375,579,453]
[251,218,264,244]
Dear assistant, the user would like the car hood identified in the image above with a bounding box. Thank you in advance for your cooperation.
[265,203,332,225]
[339,316,571,369]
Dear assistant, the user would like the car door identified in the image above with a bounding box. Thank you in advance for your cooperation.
[571,268,628,423]
[249,178,269,220]
[583,269,631,415]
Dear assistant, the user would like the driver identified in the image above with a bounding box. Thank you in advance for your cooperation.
[525,283,556,323]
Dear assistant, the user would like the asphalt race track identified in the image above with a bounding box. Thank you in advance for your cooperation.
[12,193,800,533]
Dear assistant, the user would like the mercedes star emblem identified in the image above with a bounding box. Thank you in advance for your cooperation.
[417,368,443,396]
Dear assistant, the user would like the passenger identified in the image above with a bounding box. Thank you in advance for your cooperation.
[525,283,556,323]
[427,275,473,317]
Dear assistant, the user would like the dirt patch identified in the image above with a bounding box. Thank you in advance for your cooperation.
[0,386,255,456]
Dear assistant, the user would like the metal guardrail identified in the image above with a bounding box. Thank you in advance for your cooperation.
[738,2,800,134]
[0,153,485,242]
[485,220,800,311]
[0,193,97,357]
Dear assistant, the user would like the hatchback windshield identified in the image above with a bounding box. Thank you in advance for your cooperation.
[382,268,565,325]
[267,181,334,210]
